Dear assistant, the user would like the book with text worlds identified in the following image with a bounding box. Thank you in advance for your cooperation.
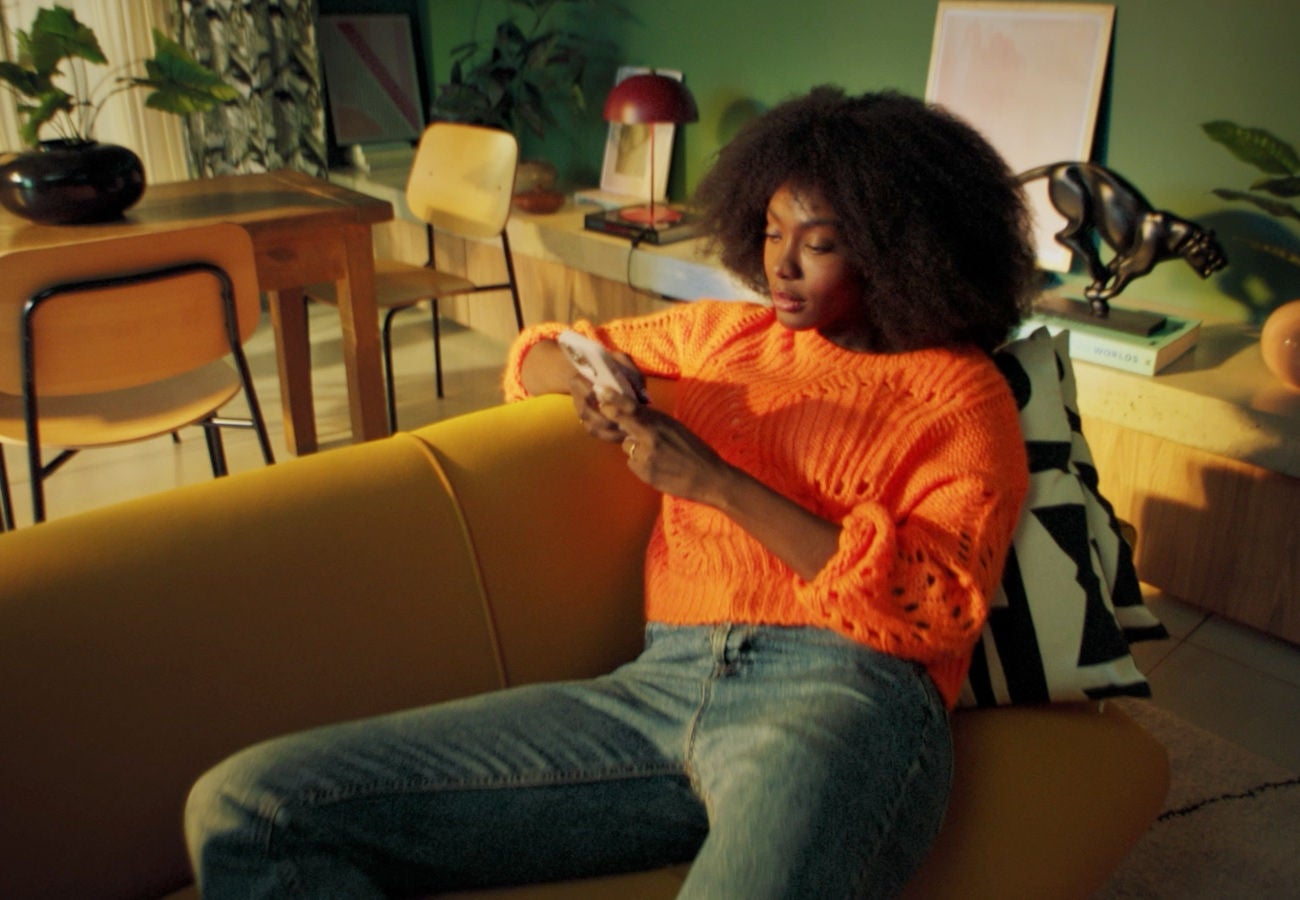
[1017,311,1201,375]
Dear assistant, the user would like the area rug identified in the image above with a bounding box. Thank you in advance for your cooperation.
[1095,699,1300,898]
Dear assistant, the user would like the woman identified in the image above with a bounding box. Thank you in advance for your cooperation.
[186,86,1036,899]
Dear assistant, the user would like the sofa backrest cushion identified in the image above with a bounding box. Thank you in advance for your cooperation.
[412,393,665,687]
[0,433,504,900]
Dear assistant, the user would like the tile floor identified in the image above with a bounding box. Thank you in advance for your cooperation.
[5,304,1300,775]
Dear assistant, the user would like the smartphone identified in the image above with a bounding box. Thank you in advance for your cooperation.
[556,330,646,403]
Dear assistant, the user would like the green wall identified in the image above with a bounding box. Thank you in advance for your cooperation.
[412,0,1300,321]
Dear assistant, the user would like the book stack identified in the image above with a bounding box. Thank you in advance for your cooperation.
[1018,302,1201,375]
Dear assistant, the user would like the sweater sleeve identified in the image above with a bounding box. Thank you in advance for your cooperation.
[793,393,1028,678]
[501,301,765,401]
[501,321,579,402]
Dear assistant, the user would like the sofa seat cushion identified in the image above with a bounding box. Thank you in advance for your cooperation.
[446,696,1169,900]
[902,701,1168,899]
[161,703,1165,900]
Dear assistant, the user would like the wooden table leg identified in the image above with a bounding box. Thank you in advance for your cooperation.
[268,287,317,455]
[334,223,389,444]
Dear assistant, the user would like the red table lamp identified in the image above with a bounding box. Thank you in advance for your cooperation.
[603,72,698,226]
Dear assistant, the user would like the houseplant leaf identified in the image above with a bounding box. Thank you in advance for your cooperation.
[21,5,107,73]
[134,31,238,115]
[429,0,626,140]
[1212,189,1300,223]
[17,89,73,145]
[0,7,233,145]
[1249,241,1300,269]
[0,60,50,97]
[1251,176,1300,199]
[1203,120,1300,176]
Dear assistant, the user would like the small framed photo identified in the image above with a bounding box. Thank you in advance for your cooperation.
[926,2,1115,271]
[598,66,683,200]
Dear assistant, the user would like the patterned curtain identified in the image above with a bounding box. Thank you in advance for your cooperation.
[178,0,327,176]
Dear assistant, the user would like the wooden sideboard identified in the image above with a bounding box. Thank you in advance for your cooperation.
[332,164,1300,647]
[1071,318,1300,645]
[1081,414,1299,643]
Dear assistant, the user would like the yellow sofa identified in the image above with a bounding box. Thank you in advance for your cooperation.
[0,392,1169,899]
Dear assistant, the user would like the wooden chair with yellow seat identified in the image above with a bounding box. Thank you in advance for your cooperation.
[307,122,524,431]
[0,222,274,526]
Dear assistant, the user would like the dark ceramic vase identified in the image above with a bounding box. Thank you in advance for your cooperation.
[0,140,145,225]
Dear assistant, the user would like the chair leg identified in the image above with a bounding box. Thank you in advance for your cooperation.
[0,446,13,531]
[382,298,443,432]
[26,441,46,524]
[202,421,229,477]
[501,231,525,332]
[229,345,275,467]
[431,298,444,399]
[382,307,401,432]
[252,413,276,466]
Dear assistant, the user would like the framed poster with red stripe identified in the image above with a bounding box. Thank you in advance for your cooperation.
[319,13,425,147]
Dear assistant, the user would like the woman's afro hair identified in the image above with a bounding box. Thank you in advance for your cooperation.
[693,86,1038,353]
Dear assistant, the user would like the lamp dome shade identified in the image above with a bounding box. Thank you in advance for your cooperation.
[603,74,699,125]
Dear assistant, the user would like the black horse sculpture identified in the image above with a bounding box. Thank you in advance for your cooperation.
[1019,161,1228,318]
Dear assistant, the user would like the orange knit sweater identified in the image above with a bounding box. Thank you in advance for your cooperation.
[504,301,1028,708]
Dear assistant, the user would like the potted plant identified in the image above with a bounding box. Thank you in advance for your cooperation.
[1202,120,1300,266]
[1203,120,1300,388]
[0,4,236,224]
[429,0,626,208]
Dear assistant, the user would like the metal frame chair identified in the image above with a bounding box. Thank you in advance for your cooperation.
[308,122,523,430]
[0,223,274,525]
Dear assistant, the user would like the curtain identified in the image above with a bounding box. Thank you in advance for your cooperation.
[0,0,192,183]
[178,0,326,177]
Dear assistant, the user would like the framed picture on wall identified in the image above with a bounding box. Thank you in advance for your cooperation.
[318,13,425,147]
[598,66,684,200]
[926,2,1115,272]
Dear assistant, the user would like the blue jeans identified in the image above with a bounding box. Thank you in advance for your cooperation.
[186,624,953,899]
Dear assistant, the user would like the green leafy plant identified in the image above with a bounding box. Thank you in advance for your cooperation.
[0,4,236,147]
[1202,120,1300,269]
[429,0,626,140]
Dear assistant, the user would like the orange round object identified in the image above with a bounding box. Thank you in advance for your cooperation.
[1260,299,1300,390]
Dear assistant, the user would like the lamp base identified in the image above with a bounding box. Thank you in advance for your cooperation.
[583,205,700,245]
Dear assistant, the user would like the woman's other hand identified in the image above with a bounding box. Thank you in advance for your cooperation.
[570,351,647,443]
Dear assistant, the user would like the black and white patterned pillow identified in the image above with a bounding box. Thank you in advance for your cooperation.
[958,328,1168,708]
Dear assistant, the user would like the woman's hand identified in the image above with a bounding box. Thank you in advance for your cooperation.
[530,334,836,579]
[598,393,735,506]
[569,350,647,444]
[600,392,843,582]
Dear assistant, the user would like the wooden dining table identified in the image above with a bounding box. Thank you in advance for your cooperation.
[0,169,394,455]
